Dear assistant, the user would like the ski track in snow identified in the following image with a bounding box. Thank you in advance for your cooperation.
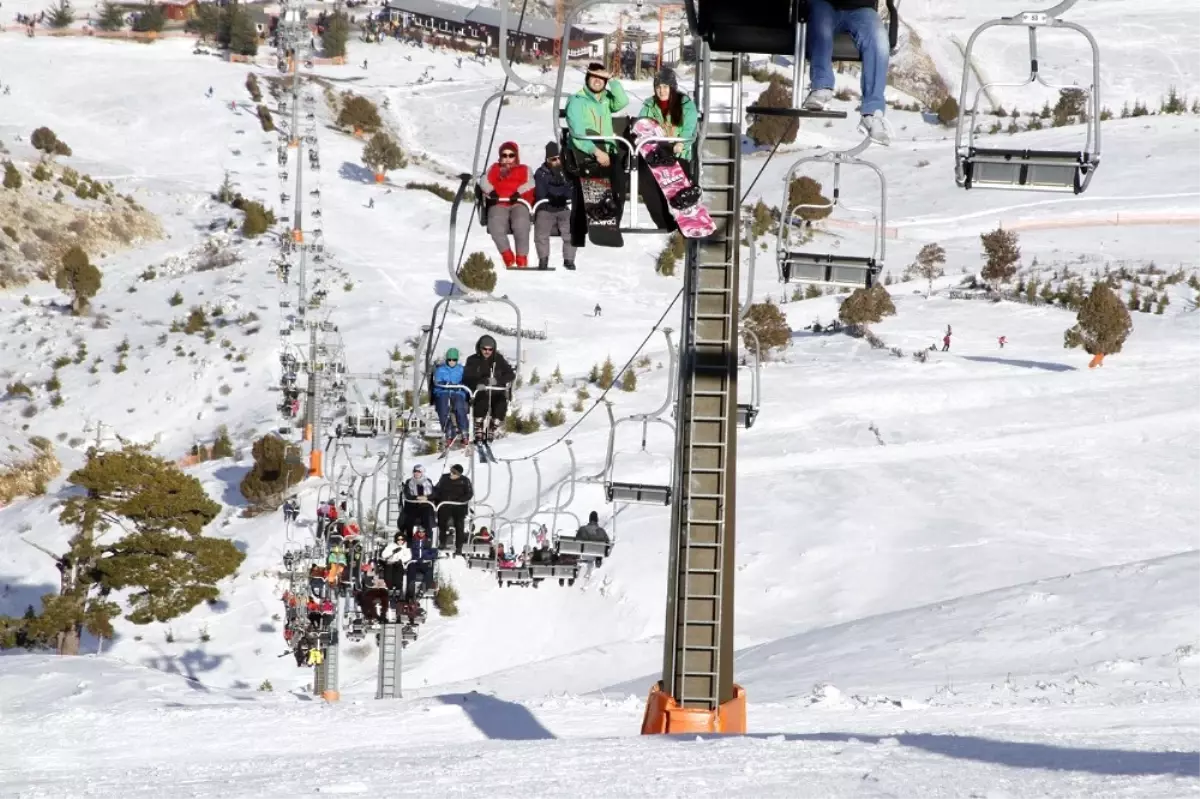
[0,4,1198,796]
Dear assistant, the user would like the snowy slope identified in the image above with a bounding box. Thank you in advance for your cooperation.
[0,13,1198,797]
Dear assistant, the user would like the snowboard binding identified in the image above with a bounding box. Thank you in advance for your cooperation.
[586,191,620,222]
[668,185,702,211]
[642,142,677,168]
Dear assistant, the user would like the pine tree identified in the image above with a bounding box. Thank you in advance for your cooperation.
[529,367,540,385]
[936,96,959,126]
[97,1,125,31]
[1064,282,1132,367]
[56,246,102,315]
[620,368,637,392]
[188,1,219,40]
[837,283,896,329]
[210,426,235,459]
[980,227,1020,287]
[362,132,407,177]
[131,1,165,32]
[337,94,382,132]
[240,434,307,508]
[787,176,832,222]
[27,445,238,655]
[227,3,258,56]
[551,364,563,383]
[3,161,21,190]
[1128,285,1141,311]
[457,252,497,292]
[747,77,799,146]
[803,284,822,299]
[598,356,615,389]
[749,199,774,239]
[742,299,791,353]
[47,0,74,29]
[915,242,947,297]
[322,10,350,58]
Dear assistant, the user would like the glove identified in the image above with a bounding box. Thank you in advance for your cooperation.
[509,192,521,203]
[487,189,499,200]
[486,376,497,386]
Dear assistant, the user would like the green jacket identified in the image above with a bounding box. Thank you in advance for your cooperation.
[637,94,699,160]
[565,79,629,156]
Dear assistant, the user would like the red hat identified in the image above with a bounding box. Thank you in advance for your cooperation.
[498,141,520,161]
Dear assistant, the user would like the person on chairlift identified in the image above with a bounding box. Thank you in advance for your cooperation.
[463,334,516,441]
[576,510,609,543]
[379,531,411,595]
[433,463,473,555]
[635,67,699,230]
[565,63,630,245]
[480,141,535,268]
[400,465,436,534]
[533,142,577,271]
[405,527,439,601]
[432,347,470,448]
[801,0,892,146]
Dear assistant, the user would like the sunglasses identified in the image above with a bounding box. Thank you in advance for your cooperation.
[447,358,457,363]
[499,153,516,160]
[481,346,494,352]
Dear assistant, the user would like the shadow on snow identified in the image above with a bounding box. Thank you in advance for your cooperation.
[436,692,556,741]
[962,355,1077,373]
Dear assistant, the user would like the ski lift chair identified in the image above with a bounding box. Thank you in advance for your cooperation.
[954,0,1101,194]
[694,0,900,121]
[527,511,583,585]
[737,328,762,429]
[776,142,886,289]
[603,414,675,506]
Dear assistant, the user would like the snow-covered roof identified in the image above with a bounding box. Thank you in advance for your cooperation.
[385,0,472,25]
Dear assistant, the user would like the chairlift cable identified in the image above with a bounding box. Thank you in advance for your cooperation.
[488,286,684,465]
[739,136,783,206]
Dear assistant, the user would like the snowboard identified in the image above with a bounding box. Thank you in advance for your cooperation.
[580,177,623,247]
[630,117,717,238]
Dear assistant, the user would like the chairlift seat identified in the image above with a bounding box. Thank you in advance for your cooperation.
[556,536,614,560]
[737,403,759,429]
[961,147,1092,194]
[606,480,671,505]
[529,563,578,580]
[781,251,878,288]
[497,566,532,585]
[462,541,493,558]
[466,556,498,572]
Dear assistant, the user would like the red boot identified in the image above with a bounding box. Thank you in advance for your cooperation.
[500,249,515,268]
[515,254,528,269]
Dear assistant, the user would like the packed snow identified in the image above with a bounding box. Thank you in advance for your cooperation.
[0,1,1198,796]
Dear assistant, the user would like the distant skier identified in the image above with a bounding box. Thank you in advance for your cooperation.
[998,335,1007,348]
[942,333,951,352]
[282,496,300,524]
[368,197,375,209]
[594,303,602,317]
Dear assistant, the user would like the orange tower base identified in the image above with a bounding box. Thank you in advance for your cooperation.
[1088,352,1105,368]
[640,681,746,735]
[291,228,303,243]
[321,689,340,702]
[303,423,312,442]
[308,449,323,478]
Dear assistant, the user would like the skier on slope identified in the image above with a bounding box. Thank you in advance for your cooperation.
[634,67,699,231]
[462,335,515,443]
[432,347,470,448]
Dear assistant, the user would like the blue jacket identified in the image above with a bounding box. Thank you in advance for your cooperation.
[433,362,467,397]
[409,540,439,562]
[534,163,573,205]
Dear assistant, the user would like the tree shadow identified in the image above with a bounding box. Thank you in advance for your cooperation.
[962,355,1076,373]
[434,279,462,298]
[0,579,56,618]
[213,465,251,507]
[142,647,230,693]
[339,161,376,184]
[436,692,556,741]
[724,732,1199,778]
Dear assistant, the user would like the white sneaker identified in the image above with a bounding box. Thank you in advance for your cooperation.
[858,110,893,146]
[802,89,834,111]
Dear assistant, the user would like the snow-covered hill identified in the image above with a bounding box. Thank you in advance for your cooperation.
[0,6,1198,796]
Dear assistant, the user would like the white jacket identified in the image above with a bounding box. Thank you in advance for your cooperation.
[379,542,412,566]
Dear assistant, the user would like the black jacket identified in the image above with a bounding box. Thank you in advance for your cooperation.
[534,163,572,205]
[829,0,877,9]
[463,338,515,391]
[433,474,473,505]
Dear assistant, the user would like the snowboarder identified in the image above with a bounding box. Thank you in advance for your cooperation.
[565,63,629,246]
[378,531,411,594]
[998,335,1007,348]
[480,141,535,268]
[400,465,435,535]
[432,347,470,446]
[594,303,602,317]
[575,510,609,543]
[942,333,951,352]
[463,335,515,441]
[533,142,576,270]
[634,67,699,230]
[432,464,472,554]
[800,0,892,146]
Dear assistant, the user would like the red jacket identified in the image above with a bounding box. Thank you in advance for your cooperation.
[480,141,535,205]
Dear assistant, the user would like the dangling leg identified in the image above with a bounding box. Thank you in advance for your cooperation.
[510,203,532,267]
[487,204,516,267]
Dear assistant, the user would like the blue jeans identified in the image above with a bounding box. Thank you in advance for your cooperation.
[807,0,889,116]
[434,392,469,438]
